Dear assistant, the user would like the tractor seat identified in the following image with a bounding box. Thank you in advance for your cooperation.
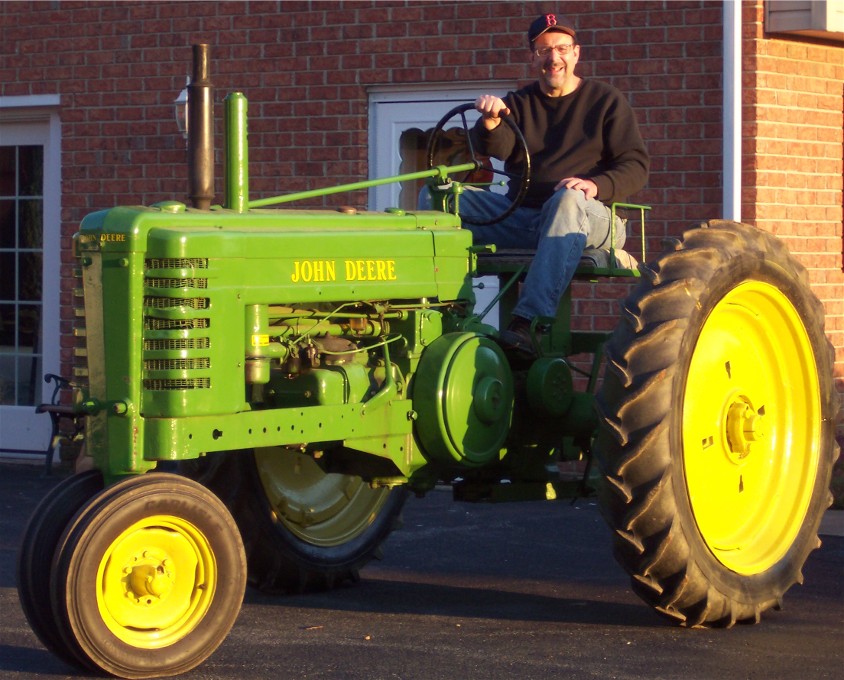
[475,247,639,277]
[578,247,637,270]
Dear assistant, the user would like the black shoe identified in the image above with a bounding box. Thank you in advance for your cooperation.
[498,317,537,357]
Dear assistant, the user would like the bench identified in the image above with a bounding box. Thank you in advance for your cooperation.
[35,374,86,475]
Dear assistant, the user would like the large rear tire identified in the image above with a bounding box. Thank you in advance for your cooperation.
[594,220,838,627]
[183,448,407,593]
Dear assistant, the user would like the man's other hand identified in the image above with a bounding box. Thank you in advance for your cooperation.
[556,177,598,200]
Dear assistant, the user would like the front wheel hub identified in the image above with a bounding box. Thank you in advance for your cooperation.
[125,550,174,602]
[99,517,212,643]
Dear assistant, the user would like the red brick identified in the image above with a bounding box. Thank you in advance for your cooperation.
[0,0,841,403]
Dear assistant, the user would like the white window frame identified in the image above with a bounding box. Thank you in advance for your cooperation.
[0,95,62,460]
[367,84,516,211]
[765,0,844,42]
[367,85,516,327]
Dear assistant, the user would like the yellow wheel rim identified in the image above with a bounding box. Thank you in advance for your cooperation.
[97,515,216,648]
[682,281,820,575]
[255,448,390,547]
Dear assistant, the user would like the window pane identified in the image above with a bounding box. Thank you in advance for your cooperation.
[0,199,13,248]
[19,199,43,249]
[0,147,14,195]
[0,304,14,346]
[18,304,40,351]
[18,146,43,196]
[0,355,14,405]
[0,143,47,408]
[17,354,40,406]
[19,251,41,301]
[0,252,14,301]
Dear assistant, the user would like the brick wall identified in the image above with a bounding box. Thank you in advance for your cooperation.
[742,1,844,403]
[1,0,842,403]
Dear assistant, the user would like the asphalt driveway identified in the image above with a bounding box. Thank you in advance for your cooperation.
[1,462,842,680]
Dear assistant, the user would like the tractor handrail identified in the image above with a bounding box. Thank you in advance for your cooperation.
[610,202,651,267]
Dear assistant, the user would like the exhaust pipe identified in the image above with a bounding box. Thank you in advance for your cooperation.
[188,44,214,209]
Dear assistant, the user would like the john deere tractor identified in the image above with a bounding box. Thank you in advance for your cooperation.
[18,48,838,678]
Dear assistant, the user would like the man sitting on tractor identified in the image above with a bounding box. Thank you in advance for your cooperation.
[462,13,650,356]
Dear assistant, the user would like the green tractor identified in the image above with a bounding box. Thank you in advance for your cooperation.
[18,52,838,678]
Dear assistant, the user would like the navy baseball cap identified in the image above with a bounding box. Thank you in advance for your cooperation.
[528,14,577,45]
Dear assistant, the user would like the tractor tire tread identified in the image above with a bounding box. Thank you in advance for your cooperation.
[594,220,839,628]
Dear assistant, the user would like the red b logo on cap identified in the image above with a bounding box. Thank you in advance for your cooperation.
[545,14,557,28]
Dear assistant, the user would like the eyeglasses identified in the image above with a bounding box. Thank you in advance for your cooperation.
[534,44,575,57]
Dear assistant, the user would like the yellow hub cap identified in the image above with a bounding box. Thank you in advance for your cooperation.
[97,515,216,648]
[682,281,820,575]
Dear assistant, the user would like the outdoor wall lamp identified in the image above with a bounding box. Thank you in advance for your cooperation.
[174,77,189,139]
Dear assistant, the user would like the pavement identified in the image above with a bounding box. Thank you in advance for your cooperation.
[821,507,844,536]
[1,460,843,680]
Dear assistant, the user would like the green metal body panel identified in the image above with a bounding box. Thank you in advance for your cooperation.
[76,203,473,479]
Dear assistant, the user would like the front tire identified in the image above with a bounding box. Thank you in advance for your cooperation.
[595,220,838,627]
[50,473,246,678]
[16,470,104,667]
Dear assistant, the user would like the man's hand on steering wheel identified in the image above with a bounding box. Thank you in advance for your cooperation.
[426,102,531,226]
[474,95,512,130]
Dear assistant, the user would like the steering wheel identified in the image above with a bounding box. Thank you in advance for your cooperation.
[425,102,531,226]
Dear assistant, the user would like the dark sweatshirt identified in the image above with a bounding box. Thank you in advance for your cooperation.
[471,80,649,209]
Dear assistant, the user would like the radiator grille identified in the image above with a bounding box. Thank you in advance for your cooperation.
[144,296,209,310]
[143,378,211,391]
[144,358,211,371]
[146,277,208,289]
[146,258,208,270]
[143,257,212,392]
[144,337,210,351]
[144,317,210,331]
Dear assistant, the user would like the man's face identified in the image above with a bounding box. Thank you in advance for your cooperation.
[531,31,580,96]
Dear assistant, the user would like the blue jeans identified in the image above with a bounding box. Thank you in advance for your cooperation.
[457,188,625,320]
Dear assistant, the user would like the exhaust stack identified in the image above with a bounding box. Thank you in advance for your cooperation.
[188,44,214,209]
